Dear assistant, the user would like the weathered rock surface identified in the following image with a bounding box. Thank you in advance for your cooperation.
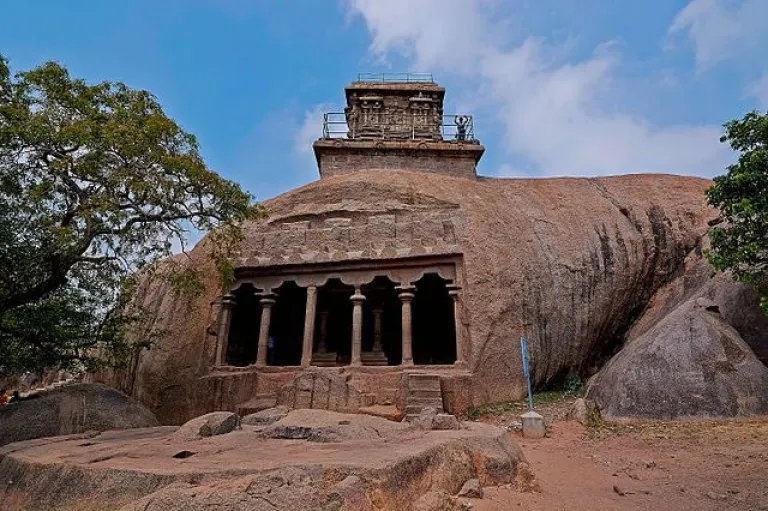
[411,409,462,431]
[0,410,521,511]
[327,475,374,510]
[0,383,159,447]
[457,478,483,498]
[568,398,590,425]
[359,404,405,422]
[412,491,465,511]
[96,171,768,423]
[257,408,408,442]
[241,405,290,426]
[172,411,239,440]
[587,251,768,419]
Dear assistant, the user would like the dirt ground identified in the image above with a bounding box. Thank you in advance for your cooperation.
[468,394,768,510]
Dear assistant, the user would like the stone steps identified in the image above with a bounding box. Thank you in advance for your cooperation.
[408,389,442,399]
[404,374,444,422]
[406,396,445,408]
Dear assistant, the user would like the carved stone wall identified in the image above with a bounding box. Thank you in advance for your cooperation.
[200,367,472,418]
[314,140,482,179]
[238,203,466,269]
[345,83,444,141]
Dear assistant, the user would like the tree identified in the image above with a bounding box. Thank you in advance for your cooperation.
[0,55,263,374]
[706,110,768,315]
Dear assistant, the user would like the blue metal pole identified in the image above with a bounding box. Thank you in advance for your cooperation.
[521,337,534,411]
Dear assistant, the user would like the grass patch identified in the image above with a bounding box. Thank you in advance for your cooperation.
[465,390,574,420]
[466,401,526,420]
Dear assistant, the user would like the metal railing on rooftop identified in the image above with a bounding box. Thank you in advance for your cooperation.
[355,72,435,83]
[322,113,476,141]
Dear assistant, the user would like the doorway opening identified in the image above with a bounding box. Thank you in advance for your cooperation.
[226,284,261,366]
[412,273,456,365]
[313,279,354,365]
[269,281,306,366]
[361,275,402,365]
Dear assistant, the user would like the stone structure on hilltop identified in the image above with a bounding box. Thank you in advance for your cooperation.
[100,74,768,424]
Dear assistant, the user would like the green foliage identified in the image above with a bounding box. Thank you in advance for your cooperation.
[564,374,584,395]
[706,110,768,315]
[0,54,264,374]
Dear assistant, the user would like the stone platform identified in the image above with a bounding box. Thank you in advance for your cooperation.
[200,365,474,422]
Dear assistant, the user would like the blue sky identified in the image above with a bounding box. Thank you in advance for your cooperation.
[2,0,767,200]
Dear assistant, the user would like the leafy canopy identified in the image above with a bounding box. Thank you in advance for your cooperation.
[706,110,768,315]
[0,55,263,374]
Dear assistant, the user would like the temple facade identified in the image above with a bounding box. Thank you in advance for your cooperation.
[205,74,484,417]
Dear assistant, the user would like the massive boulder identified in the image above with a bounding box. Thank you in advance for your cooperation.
[97,171,767,423]
[0,383,159,446]
[588,299,768,419]
[587,246,768,419]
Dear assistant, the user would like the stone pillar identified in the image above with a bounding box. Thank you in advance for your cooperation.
[448,285,466,367]
[372,309,383,353]
[255,294,276,367]
[215,294,236,366]
[398,287,415,366]
[317,312,329,353]
[362,307,389,366]
[350,287,365,366]
[301,286,317,367]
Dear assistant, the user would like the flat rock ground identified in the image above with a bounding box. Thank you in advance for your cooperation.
[0,410,520,510]
[470,394,768,510]
[2,400,768,510]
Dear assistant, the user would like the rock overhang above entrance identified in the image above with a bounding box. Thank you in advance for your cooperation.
[236,205,466,268]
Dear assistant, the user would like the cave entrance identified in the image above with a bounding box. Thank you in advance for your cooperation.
[312,279,354,366]
[226,283,261,367]
[268,281,307,366]
[412,273,456,365]
[361,275,402,366]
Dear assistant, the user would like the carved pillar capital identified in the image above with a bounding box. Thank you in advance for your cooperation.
[397,286,415,302]
[259,294,277,308]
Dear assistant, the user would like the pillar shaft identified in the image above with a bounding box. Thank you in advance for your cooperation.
[317,312,329,353]
[256,295,276,367]
[398,288,415,366]
[448,286,465,366]
[215,294,236,366]
[350,287,365,366]
[301,286,317,367]
[372,309,383,352]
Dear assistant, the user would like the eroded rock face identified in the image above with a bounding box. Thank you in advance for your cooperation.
[96,171,768,423]
[0,383,159,447]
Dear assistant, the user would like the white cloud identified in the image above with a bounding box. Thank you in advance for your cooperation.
[347,0,732,177]
[747,72,768,107]
[668,0,768,70]
[294,104,334,155]
[350,0,498,71]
